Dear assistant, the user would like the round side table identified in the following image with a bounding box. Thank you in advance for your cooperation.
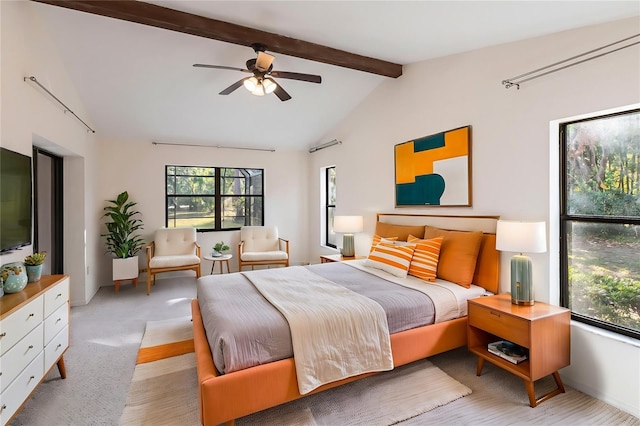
[203,253,233,274]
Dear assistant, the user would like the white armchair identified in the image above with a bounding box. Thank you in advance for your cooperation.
[146,227,201,295]
[238,226,289,271]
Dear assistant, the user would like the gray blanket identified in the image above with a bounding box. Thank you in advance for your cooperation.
[196,262,435,375]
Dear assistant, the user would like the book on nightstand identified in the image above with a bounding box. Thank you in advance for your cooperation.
[488,340,528,364]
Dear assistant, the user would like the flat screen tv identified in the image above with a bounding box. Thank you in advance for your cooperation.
[0,147,33,253]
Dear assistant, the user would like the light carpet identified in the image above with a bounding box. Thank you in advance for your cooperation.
[120,317,472,426]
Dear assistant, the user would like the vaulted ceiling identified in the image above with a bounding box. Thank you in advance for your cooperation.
[30,1,639,151]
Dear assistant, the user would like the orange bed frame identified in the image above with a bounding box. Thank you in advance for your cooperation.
[192,214,500,426]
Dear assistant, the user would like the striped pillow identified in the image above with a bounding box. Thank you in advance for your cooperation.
[369,234,398,253]
[365,242,415,278]
[408,237,443,282]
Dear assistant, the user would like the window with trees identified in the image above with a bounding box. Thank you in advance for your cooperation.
[560,108,640,340]
[325,166,337,248]
[166,166,263,231]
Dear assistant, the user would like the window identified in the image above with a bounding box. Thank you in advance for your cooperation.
[325,166,337,248]
[166,166,263,231]
[560,109,640,340]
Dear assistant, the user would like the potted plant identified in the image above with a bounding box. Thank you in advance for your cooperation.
[102,191,145,282]
[24,251,47,282]
[212,241,230,257]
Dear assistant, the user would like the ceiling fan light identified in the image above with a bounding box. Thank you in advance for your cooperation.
[263,78,277,94]
[244,76,258,91]
[251,84,265,96]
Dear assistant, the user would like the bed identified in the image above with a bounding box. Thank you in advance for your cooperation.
[192,213,500,425]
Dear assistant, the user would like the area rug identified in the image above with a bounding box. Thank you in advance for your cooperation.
[120,317,472,426]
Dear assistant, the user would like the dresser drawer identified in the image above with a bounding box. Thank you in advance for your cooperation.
[468,303,530,347]
[44,325,68,373]
[0,351,44,426]
[0,324,43,392]
[0,296,44,356]
[44,303,68,345]
[44,278,69,317]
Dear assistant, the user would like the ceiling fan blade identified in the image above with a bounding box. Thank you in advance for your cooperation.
[256,52,275,71]
[219,78,248,95]
[270,71,321,84]
[272,83,292,102]
[193,64,250,73]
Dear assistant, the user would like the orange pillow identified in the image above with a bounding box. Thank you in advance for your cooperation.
[374,222,425,241]
[369,234,398,253]
[423,226,483,288]
[365,242,415,278]
[408,237,443,282]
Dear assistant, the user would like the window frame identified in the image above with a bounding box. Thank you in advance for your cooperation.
[165,165,264,232]
[325,166,336,248]
[559,108,640,340]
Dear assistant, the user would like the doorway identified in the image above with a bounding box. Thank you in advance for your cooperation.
[33,147,63,275]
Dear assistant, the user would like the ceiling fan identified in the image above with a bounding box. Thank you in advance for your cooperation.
[193,44,322,101]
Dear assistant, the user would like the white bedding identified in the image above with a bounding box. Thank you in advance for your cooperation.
[345,259,486,322]
[242,266,393,394]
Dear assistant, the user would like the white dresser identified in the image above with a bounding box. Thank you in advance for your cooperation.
[0,275,69,425]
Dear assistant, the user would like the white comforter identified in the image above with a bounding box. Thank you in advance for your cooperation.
[242,266,393,394]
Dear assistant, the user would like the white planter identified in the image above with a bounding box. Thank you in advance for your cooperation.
[112,256,139,281]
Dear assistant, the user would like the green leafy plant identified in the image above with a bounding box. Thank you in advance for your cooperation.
[213,241,230,253]
[24,252,47,266]
[102,191,145,259]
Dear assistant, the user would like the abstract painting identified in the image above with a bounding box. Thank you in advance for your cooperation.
[395,125,471,207]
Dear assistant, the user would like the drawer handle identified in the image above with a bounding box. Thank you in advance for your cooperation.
[0,332,6,337]
[56,293,62,298]
[56,343,62,350]
[1,404,6,412]
[28,313,35,317]
[56,318,62,324]
[28,345,34,350]
[490,310,501,318]
[28,375,35,383]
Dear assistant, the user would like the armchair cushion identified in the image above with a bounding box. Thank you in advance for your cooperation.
[149,254,201,269]
[241,226,281,252]
[154,227,199,256]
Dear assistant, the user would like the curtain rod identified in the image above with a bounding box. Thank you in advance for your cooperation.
[502,33,640,89]
[23,76,96,133]
[152,141,276,152]
[309,139,342,153]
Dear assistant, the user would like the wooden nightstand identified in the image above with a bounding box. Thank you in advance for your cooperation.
[467,294,570,407]
[320,254,365,263]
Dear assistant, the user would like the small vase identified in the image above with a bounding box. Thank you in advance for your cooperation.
[211,250,222,257]
[1,262,28,293]
[26,264,43,283]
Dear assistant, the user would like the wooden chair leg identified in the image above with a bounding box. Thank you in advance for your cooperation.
[147,272,152,296]
[114,280,121,293]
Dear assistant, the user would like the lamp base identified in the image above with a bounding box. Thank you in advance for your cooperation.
[341,234,355,257]
[510,254,535,305]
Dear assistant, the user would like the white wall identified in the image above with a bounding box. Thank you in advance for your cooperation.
[95,138,309,286]
[1,1,101,305]
[309,17,640,417]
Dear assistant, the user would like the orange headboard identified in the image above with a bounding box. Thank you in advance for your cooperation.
[375,213,500,294]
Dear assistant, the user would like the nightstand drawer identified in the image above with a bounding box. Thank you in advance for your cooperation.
[468,303,530,347]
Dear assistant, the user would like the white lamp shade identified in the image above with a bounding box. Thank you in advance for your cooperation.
[333,215,364,233]
[496,220,546,253]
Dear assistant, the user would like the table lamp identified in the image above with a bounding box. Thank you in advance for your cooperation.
[333,215,363,257]
[495,220,546,305]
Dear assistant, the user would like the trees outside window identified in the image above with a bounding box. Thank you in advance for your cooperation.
[560,109,640,339]
[166,166,263,230]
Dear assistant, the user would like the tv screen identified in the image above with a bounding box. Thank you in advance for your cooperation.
[0,147,33,253]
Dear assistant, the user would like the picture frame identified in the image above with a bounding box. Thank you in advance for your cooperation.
[394,125,472,207]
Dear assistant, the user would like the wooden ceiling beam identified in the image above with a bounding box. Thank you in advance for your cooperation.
[32,0,403,78]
